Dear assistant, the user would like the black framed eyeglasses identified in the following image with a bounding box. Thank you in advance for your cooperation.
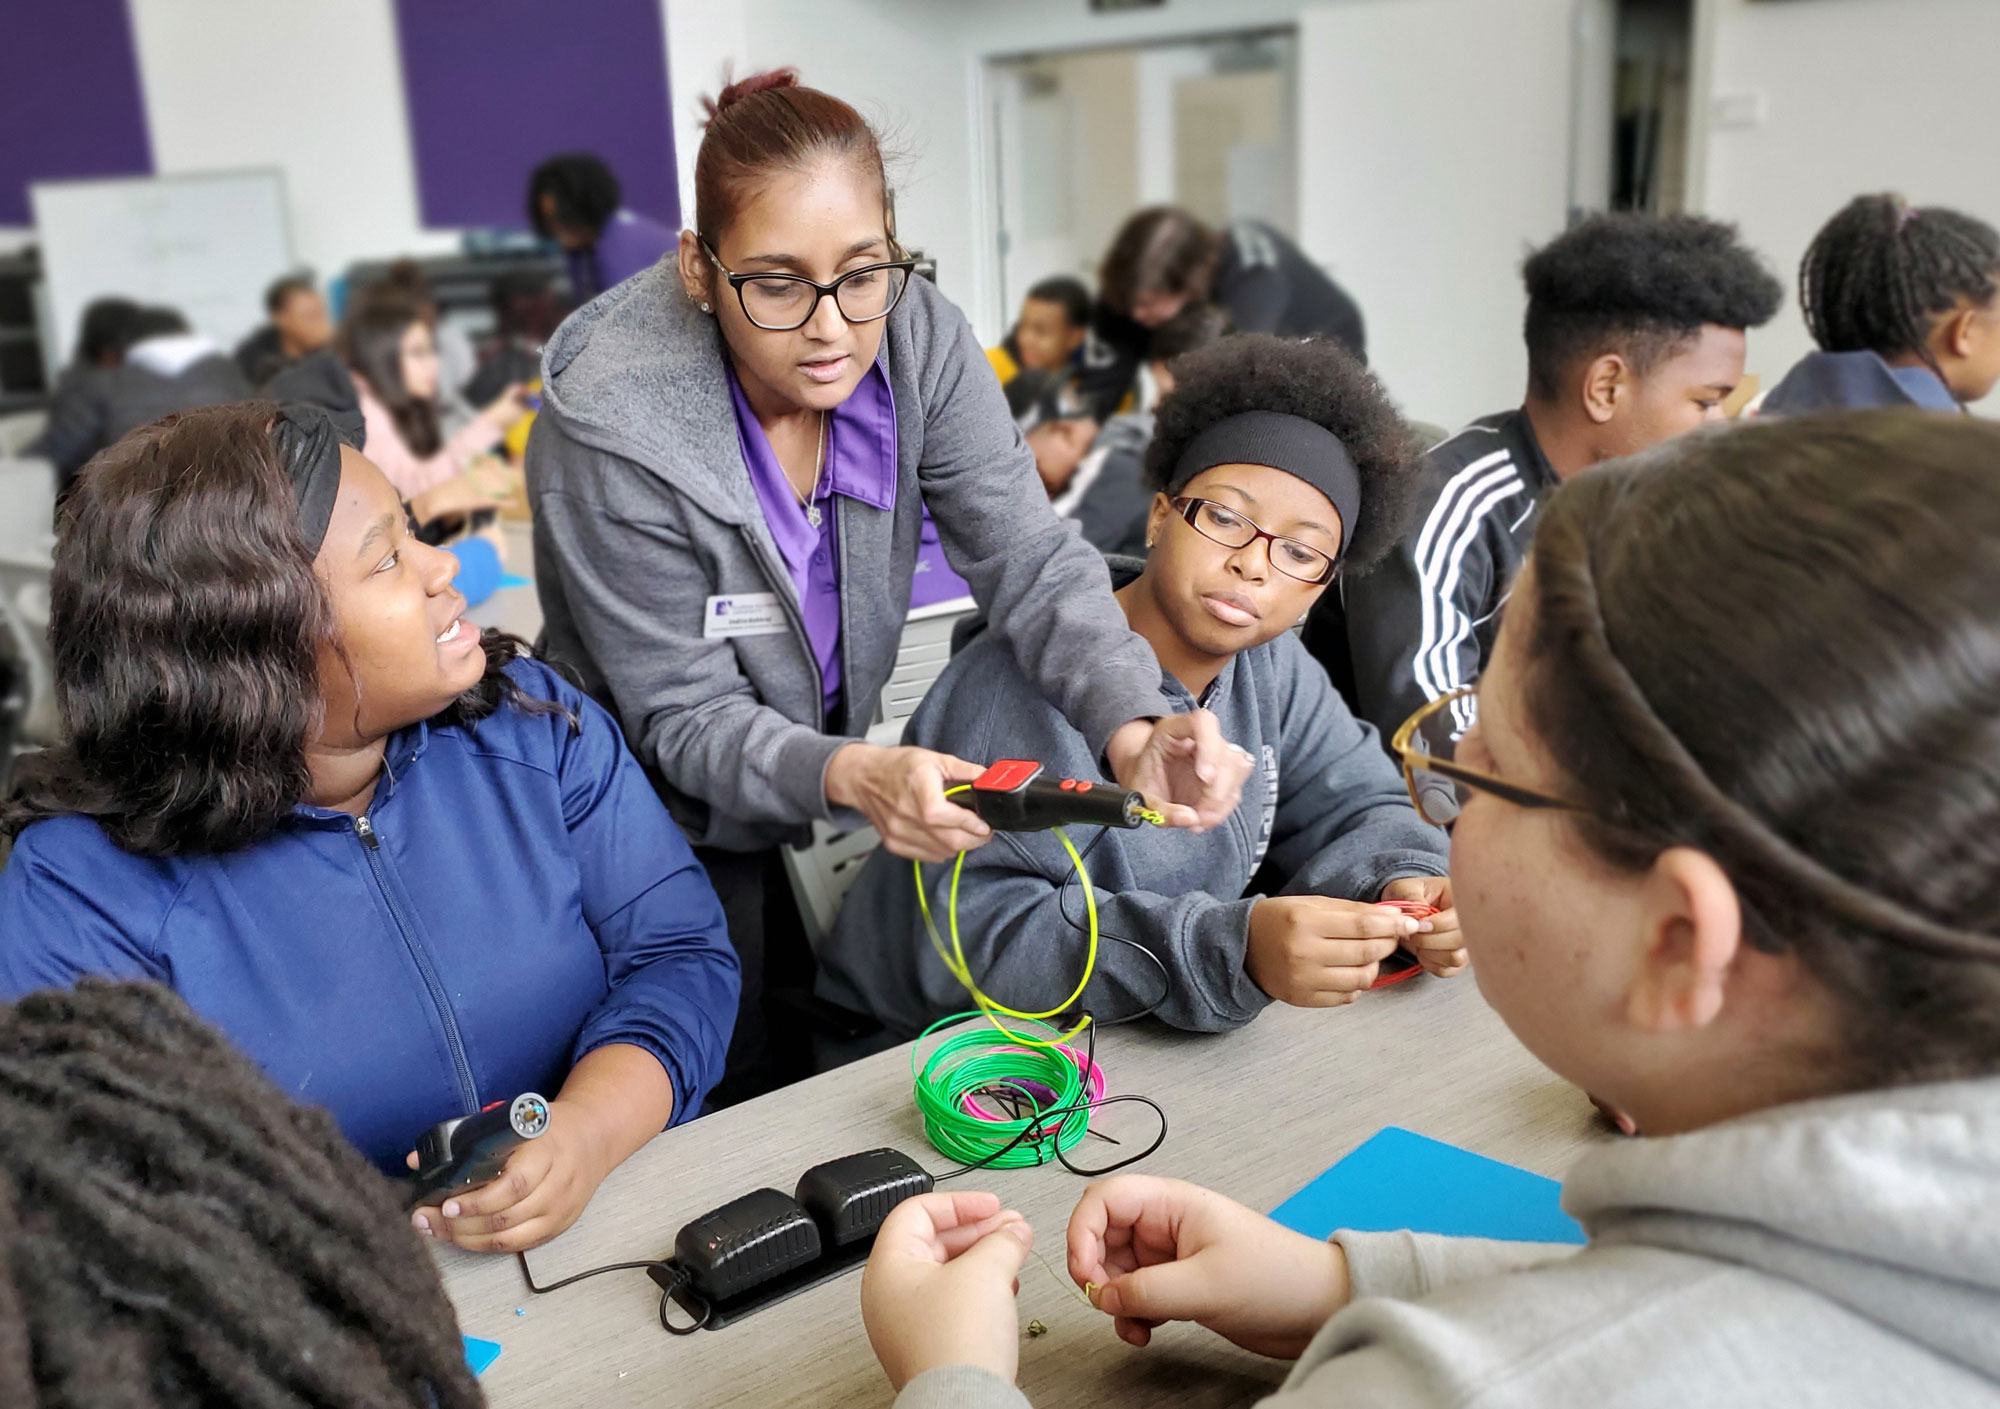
[700,239,917,331]
[1389,687,1588,827]
[1170,497,1338,585]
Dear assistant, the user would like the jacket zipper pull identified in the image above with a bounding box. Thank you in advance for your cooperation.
[355,816,381,850]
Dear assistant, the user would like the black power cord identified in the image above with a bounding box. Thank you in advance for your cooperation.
[515,1253,709,1334]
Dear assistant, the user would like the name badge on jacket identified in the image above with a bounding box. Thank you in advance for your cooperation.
[704,593,788,639]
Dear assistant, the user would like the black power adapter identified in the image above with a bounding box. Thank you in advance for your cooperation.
[645,1148,934,1331]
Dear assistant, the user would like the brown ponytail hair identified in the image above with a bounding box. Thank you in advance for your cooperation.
[693,69,891,244]
[1520,410,2000,1089]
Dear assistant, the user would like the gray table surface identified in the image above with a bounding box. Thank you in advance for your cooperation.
[437,974,1603,1409]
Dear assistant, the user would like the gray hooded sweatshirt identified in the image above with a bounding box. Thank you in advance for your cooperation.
[895,1073,2000,1409]
[816,562,1449,1034]
[526,267,1164,853]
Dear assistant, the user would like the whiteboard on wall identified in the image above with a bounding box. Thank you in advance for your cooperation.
[30,169,294,369]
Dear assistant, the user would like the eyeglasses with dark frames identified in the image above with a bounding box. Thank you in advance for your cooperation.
[1169,496,1338,585]
[1389,686,1588,827]
[699,239,918,332]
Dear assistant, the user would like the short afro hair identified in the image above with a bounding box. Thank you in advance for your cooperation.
[1024,275,1092,329]
[1522,213,1782,399]
[528,153,622,239]
[1143,333,1423,574]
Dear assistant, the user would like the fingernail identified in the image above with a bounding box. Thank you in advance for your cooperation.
[412,1213,430,1235]
[1416,920,1435,932]
[1005,1222,1032,1245]
[442,1200,460,1218]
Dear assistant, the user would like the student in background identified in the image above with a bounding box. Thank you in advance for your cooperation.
[820,335,1456,1041]
[528,70,1251,1102]
[29,298,140,496]
[340,290,529,502]
[1319,213,1782,752]
[62,296,142,373]
[466,269,562,407]
[1099,207,1367,364]
[31,305,252,498]
[0,403,737,1252]
[1763,193,2000,415]
[985,275,1092,387]
[862,412,2000,1409]
[0,980,484,1409]
[234,272,335,386]
[529,152,679,304]
[1048,303,1231,558]
[380,260,479,404]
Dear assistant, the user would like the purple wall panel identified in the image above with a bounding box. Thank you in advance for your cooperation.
[392,0,679,230]
[0,0,154,225]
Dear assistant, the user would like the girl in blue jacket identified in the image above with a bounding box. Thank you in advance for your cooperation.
[1763,192,2000,415]
[0,401,739,1255]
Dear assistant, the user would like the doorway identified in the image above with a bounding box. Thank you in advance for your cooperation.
[1570,0,1695,221]
[983,28,1298,333]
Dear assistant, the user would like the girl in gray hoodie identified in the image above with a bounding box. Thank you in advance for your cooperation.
[819,334,1458,1037]
[860,410,2000,1408]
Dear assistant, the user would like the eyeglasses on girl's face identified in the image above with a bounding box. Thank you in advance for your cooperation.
[1169,497,1338,585]
[1390,686,1587,827]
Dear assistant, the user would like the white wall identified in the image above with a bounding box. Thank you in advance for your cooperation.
[1299,0,1575,428]
[125,0,457,287]
[1700,0,2000,408]
[665,0,751,229]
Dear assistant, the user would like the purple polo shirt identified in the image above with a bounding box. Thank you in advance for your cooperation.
[727,360,896,718]
[568,207,679,301]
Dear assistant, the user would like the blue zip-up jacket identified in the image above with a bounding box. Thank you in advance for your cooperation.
[1761,349,1961,415]
[0,658,738,1173]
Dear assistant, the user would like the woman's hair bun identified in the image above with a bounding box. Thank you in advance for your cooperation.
[701,68,802,125]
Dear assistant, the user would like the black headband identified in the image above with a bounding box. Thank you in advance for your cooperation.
[1168,410,1360,559]
[269,402,349,553]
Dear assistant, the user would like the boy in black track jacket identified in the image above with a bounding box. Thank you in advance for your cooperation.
[1311,214,1783,745]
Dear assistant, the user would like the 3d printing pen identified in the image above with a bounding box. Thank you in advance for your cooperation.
[402,1092,551,1211]
[963,759,1156,832]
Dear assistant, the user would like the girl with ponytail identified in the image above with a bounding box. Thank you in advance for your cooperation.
[1764,191,2000,413]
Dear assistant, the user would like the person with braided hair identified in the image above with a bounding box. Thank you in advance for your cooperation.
[0,978,483,1409]
[861,411,2000,1409]
[0,401,738,1255]
[1765,192,2000,415]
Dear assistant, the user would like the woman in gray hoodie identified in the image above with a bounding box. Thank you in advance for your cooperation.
[860,411,2000,1408]
[526,71,1248,1098]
